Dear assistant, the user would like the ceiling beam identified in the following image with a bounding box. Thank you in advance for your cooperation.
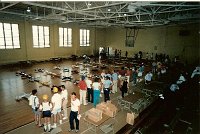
[22,2,102,18]
[81,2,129,11]
[0,2,18,11]
[77,6,200,23]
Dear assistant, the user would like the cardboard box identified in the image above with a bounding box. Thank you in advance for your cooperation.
[86,108,102,122]
[126,113,135,125]
[96,102,118,117]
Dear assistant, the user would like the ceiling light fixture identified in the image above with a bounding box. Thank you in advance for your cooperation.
[88,3,91,6]
[108,8,111,12]
[124,14,127,16]
[27,7,31,12]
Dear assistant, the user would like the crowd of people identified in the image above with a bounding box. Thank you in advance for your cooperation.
[28,50,199,133]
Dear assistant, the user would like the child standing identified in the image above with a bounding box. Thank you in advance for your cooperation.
[39,95,52,132]
[29,89,42,127]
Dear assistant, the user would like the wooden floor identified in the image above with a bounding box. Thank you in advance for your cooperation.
[0,58,199,134]
[0,58,137,134]
[0,60,86,134]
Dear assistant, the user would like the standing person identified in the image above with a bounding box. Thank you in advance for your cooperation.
[132,68,138,86]
[51,87,63,128]
[138,65,144,82]
[78,76,87,105]
[125,68,131,84]
[125,51,128,59]
[120,77,129,98]
[145,71,153,84]
[92,77,101,107]
[60,85,68,120]
[119,50,122,59]
[85,75,93,103]
[39,95,52,132]
[69,92,80,133]
[111,70,118,94]
[103,76,113,102]
[29,89,42,127]
[100,70,106,95]
[152,61,157,74]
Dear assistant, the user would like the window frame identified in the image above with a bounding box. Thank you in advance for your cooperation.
[80,29,90,47]
[0,22,20,49]
[59,27,72,47]
[32,25,50,48]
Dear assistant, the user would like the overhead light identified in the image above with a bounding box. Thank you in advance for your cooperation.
[27,7,31,12]
[88,3,91,6]
[108,8,111,12]
[124,14,127,16]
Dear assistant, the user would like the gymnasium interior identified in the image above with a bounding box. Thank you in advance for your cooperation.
[0,1,199,134]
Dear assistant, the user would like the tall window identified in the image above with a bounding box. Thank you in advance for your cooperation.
[0,23,20,49]
[80,29,90,46]
[59,27,72,47]
[32,25,49,48]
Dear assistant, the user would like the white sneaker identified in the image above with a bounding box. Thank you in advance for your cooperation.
[63,117,67,120]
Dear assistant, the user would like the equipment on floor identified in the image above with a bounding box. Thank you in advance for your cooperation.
[63,68,70,72]
[34,68,45,73]
[53,66,61,70]
[15,92,31,102]
[39,81,50,87]
[62,76,72,81]
[45,71,61,78]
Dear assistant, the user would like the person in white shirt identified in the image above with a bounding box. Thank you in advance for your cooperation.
[161,67,167,74]
[69,92,80,133]
[51,87,62,128]
[85,76,93,103]
[39,94,52,132]
[191,67,200,78]
[145,71,153,84]
[92,77,101,107]
[60,85,68,120]
[29,89,42,127]
[176,74,186,84]
[100,70,106,96]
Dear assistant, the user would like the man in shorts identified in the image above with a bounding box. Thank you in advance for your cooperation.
[51,87,62,128]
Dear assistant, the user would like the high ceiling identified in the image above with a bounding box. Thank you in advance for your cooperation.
[0,1,199,28]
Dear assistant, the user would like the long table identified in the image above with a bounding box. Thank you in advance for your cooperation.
[84,113,110,133]
[122,91,144,111]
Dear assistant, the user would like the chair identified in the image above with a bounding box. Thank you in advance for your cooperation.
[100,122,115,134]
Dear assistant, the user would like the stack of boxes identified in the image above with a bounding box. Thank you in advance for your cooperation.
[96,101,118,117]
[85,108,103,122]
[85,102,117,122]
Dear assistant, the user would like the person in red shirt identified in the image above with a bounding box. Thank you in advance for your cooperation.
[78,76,87,105]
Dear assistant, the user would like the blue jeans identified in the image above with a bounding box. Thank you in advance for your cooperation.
[93,90,100,107]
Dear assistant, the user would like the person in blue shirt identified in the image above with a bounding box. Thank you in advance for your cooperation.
[103,76,113,102]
